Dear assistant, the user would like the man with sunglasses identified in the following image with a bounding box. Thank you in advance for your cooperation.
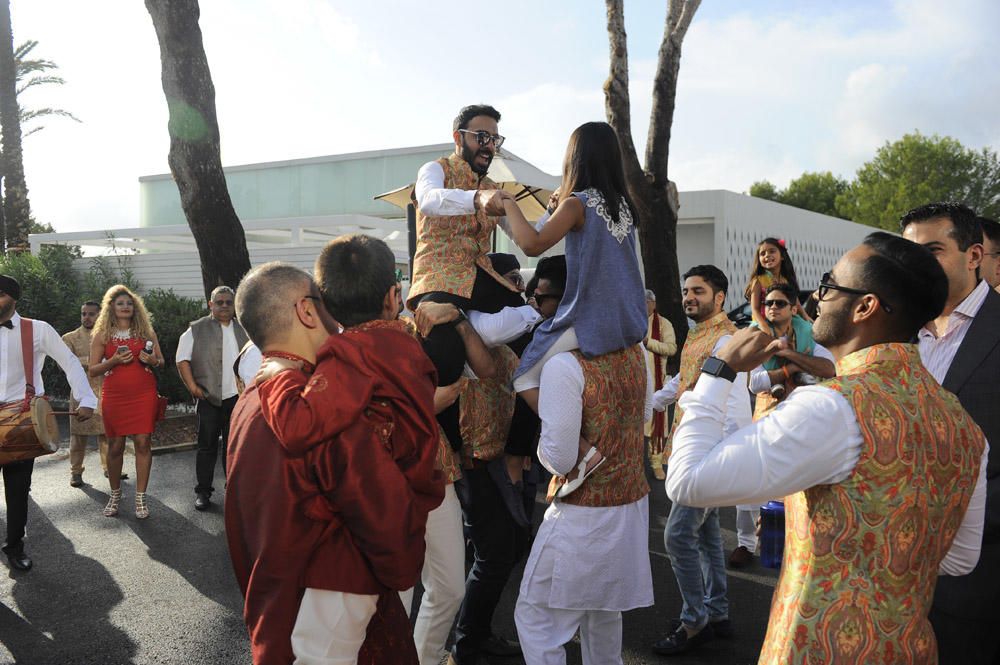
[409,103,526,466]
[902,203,1000,665]
[664,232,987,664]
[176,285,250,511]
[725,283,837,570]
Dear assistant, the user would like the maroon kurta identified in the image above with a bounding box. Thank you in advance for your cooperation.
[225,350,428,663]
[256,319,444,594]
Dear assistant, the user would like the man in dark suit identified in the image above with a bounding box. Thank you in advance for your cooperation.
[903,202,1000,665]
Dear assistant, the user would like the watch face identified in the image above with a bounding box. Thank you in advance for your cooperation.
[702,357,724,374]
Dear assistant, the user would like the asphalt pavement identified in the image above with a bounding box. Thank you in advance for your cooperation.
[0,443,778,665]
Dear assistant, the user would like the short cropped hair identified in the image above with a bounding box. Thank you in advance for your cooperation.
[82,301,100,309]
[315,234,396,329]
[899,202,982,251]
[979,217,1000,244]
[859,232,948,338]
[683,265,728,300]
[453,104,500,132]
[235,262,311,348]
[644,289,656,302]
[764,283,798,302]
[210,285,235,300]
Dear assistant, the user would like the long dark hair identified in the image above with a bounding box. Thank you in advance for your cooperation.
[560,122,637,227]
[743,237,801,300]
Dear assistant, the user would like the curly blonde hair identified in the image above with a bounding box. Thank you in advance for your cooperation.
[93,284,156,343]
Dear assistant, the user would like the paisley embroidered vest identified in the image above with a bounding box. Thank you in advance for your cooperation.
[550,345,649,507]
[668,312,737,460]
[460,345,518,464]
[758,344,985,665]
[407,153,515,308]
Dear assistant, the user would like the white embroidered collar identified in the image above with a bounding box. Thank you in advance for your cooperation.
[583,188,633,243]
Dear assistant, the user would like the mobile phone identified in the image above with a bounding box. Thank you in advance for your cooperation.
[117,345,129,354]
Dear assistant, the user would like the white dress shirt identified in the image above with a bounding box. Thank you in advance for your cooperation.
[918,278,990,383]
[237,343,262,391]
[748,343,835,394]
[176,320,240,400]
[468,306,542,348]
[650,335,752,437]
[666,372,989,576]
[519,350,654,611]
[0,313,96,409]
[414,161,477,216]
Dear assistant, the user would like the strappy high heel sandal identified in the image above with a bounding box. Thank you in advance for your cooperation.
[103,488,123,517]
[135,492,150,520]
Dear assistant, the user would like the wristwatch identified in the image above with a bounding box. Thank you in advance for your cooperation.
[701,356,737,382]
[454,307,468,325]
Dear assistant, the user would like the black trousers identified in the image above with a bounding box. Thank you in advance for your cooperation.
[194,396,237,496]
[420,267,525,451]
[2,459,34,554]
[451,466,528,663]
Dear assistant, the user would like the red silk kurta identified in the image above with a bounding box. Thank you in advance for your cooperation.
[256,319,444,593]
[225,382,418,665]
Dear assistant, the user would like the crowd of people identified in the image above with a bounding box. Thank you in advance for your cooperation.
[0,102,997,665]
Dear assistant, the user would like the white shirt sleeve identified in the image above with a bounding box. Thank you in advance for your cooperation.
[414,161,476,216]
[812,343,834,363]
[652,374,680,412]
[38,322,97,409]
[467,306,541,348]
[537,352,585,477]
[749,364,772,394]
[939,441,989,575]
[666,375,863,508]
[238,343,262,390]
[175,328,194,363]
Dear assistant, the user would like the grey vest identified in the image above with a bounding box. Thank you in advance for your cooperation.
[188,315,249,406]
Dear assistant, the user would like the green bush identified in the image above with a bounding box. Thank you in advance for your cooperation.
[0,248,204,404]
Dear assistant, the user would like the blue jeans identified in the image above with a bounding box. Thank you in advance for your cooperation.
[664,503,729,630]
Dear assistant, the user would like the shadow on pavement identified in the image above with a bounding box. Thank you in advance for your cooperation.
[0,498,137,665]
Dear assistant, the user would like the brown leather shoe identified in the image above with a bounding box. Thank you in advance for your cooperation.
[728,545,753,568]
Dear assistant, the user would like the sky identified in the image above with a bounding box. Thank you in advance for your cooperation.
[11,0,1000,233]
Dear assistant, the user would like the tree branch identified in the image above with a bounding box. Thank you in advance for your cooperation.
[602,0,645,190]
[645,0,700,186]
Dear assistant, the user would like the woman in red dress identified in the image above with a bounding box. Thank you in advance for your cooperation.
[89,285,164,519]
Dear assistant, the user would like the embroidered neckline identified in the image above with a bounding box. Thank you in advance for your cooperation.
[583,188,633,244]
[110,328,133,341]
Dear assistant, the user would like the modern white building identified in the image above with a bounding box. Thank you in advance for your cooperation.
[30,145,876,302]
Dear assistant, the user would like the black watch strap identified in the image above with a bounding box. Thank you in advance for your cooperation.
[701,356,737,382]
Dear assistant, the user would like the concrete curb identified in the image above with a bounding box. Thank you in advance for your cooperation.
[151,441,199,456]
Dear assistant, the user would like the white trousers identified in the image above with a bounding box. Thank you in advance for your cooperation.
[736,505,759,551]
[399,483,466,665]
[515,597,623,665]
[512,327,578,392]
[291,589,378,665]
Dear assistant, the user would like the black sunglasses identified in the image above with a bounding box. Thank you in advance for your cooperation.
[458,129,505,149]
[817,272,893,313]
[763,299,790,309]
[533,293,563,304]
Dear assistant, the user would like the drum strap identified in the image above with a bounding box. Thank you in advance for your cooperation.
[19,318,34,410]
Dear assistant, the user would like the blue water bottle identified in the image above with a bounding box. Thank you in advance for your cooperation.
[759,500,785,569]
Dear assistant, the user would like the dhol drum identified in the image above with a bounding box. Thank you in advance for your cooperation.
[0,398,60,465]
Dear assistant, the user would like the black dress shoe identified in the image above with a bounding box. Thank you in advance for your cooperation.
[652,622,713,655]
[5,550,32,571]
[480,634,522,657]
[194,493,211,511]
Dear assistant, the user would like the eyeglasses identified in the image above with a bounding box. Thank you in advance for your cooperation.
[533,293,563,305]
[458,129,505,149]
[213,299,234,306]
[764,299,790,309]
[817,272,893,314]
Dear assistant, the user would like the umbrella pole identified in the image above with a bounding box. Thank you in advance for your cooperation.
[407,203,416,281]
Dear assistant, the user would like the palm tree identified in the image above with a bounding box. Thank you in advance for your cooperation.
[15,40,80,137]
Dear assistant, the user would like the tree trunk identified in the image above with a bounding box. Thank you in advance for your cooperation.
[603,0,700,348]
[0,0,31,254]
[145,0,250,299]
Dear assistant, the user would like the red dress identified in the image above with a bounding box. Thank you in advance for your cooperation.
[101,335,158,437]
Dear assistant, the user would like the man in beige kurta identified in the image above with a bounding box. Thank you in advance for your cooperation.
[62,302,113,486]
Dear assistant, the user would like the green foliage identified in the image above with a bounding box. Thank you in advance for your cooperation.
[0,249,203,403]
[836,132,1000,231]
[748,173,848,218]
[749,133,1000,229]
[749,180,779,201]
[143,288,207,403]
